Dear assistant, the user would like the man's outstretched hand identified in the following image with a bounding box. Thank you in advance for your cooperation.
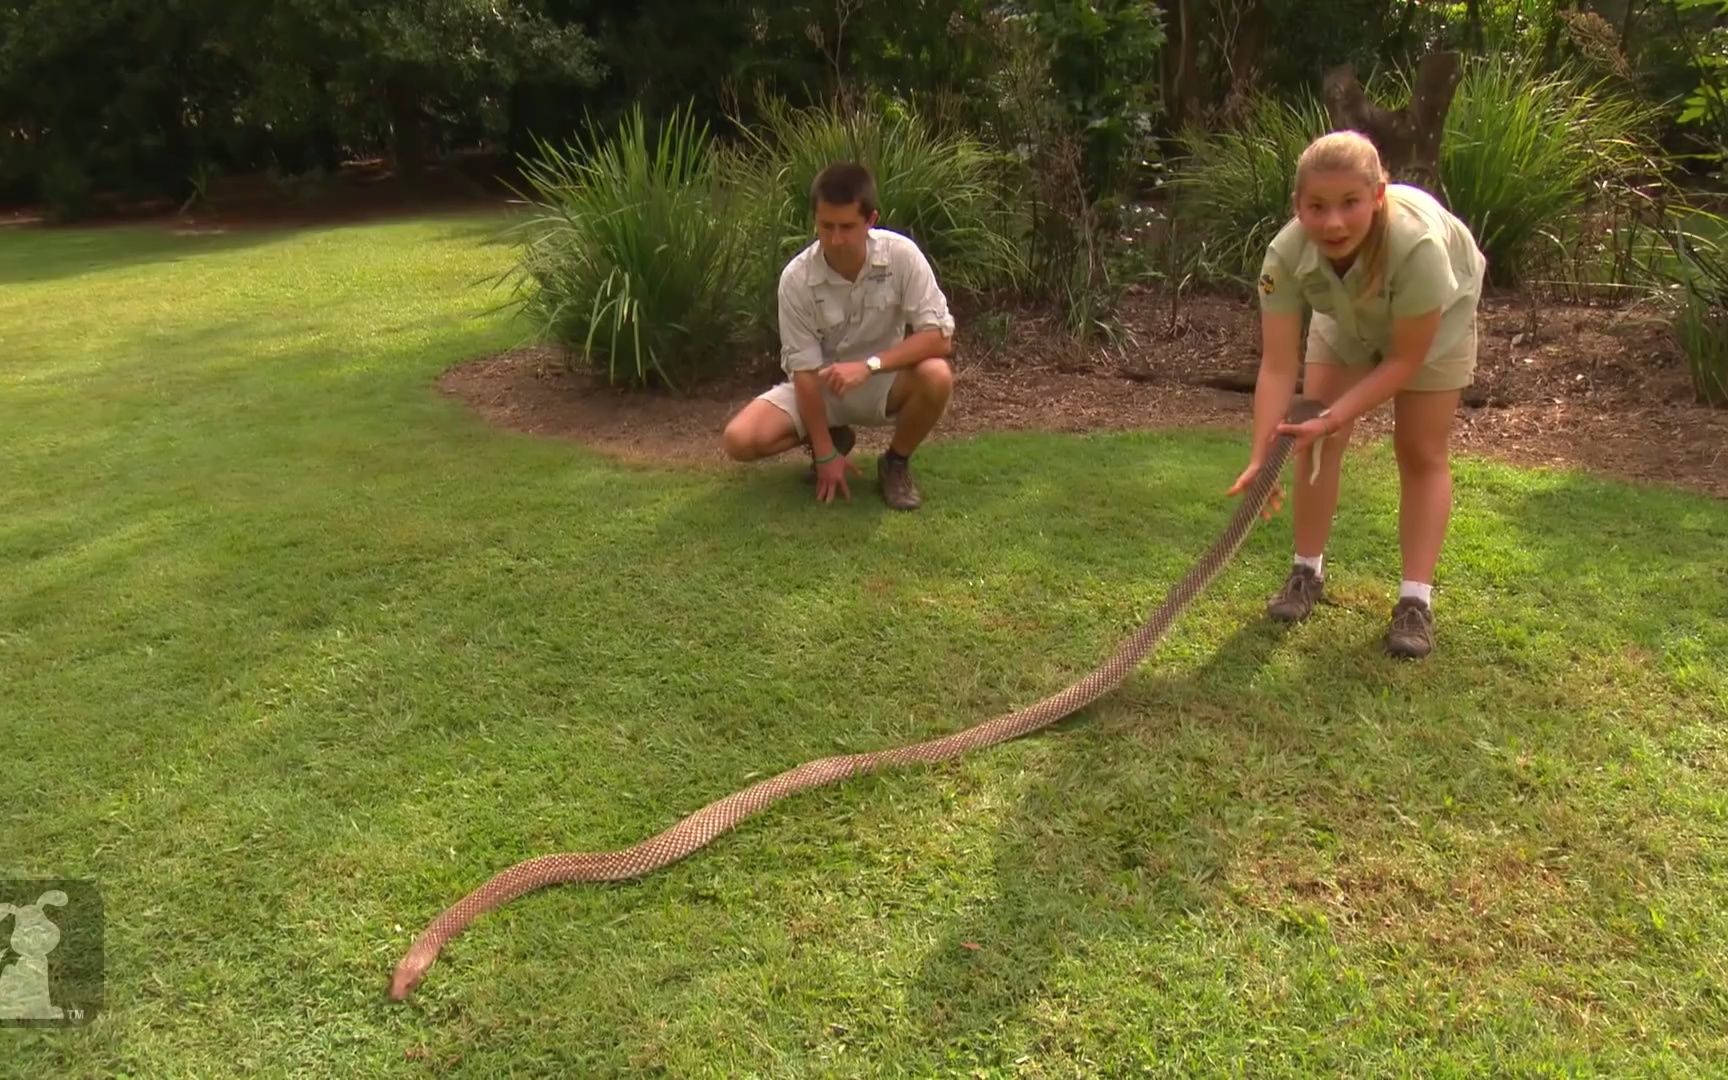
[815,454,861,504]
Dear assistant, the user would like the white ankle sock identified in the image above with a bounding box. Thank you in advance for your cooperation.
[1295,553,1324,577]
[1400,580,1433,605]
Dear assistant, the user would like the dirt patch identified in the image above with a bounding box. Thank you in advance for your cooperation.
[437,289,1728,499]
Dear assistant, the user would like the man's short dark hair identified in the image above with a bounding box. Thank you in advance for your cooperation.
[810,162,878,217]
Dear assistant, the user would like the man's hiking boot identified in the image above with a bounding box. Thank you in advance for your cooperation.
[1266,564,1324,622]
[802,426,856,481]
[1384,597,1435,659]
[878,453,922,511]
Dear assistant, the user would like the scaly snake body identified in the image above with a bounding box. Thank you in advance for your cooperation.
[388,400,1322,1001]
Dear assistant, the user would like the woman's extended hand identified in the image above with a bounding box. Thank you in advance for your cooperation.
[1275,412,1335,457]
[1226,459,1283,521]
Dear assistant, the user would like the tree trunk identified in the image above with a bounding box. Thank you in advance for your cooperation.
[1219,0,1268,121]
[1383,0,1420,65]
[1159,0,1204,129]
[1619,0,1643,53]
[1322,50,1463,199]
[1541,2,1573,69]
[386,75,428,183]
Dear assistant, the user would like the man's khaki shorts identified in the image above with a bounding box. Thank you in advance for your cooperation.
[758,369,899,441]
[1307,311,1478,392]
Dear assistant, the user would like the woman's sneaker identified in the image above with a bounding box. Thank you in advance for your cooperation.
[1384,597,1435,659]
[1266,564,1324,622]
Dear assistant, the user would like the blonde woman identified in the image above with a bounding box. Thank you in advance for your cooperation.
[1228,130,1488,659]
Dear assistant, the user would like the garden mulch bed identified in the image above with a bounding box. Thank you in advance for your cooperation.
[439,288,1728,500]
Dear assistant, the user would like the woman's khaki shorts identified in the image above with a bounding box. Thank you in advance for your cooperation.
[1307,311,1478,392]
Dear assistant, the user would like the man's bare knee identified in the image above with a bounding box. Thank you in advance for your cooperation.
[720,409,759,460]
[722,418,774,461]
[722,401,797,461]
[913,357,954,400]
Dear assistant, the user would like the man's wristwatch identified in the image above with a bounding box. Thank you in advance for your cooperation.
[865,355,882,372]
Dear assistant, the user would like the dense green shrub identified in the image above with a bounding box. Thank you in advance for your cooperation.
[1165,54,1664,290]
[1015,0,1166,204]
[1648,208,1728,406]
[729,98,1023,304]
[1164,92,1332,286]
[504,98,1024,388]
[504,106,756,390]
[1440,52,1664,286]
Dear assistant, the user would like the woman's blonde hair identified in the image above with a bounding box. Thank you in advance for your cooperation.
[1295,130,1392,299]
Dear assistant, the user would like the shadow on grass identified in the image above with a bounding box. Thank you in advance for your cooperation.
[1461,462,1728,700]
[429,212,526,250]
[0,224,288,287]
[0,209,521,288]
[881,460,1728,1070]
[892,615,1304,1061]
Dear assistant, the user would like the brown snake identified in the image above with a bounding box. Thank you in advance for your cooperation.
[388,399,1323,1001]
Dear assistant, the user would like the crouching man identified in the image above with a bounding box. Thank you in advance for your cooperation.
[721,161,956,510]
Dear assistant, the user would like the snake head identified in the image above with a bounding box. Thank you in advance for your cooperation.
[389,942,440,1001]
[1284,398,1328,425]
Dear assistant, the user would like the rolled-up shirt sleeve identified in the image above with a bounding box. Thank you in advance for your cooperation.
[899,245,955,338]
[778,275,826,374]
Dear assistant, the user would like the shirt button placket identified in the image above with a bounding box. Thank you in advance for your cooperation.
[1333,278,1360,347]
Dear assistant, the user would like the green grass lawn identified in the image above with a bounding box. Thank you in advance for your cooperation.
[3,212,1726,1077]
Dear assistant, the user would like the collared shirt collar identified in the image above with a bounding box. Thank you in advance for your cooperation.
[1297,239,1374,291]
[805,229,889,286]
